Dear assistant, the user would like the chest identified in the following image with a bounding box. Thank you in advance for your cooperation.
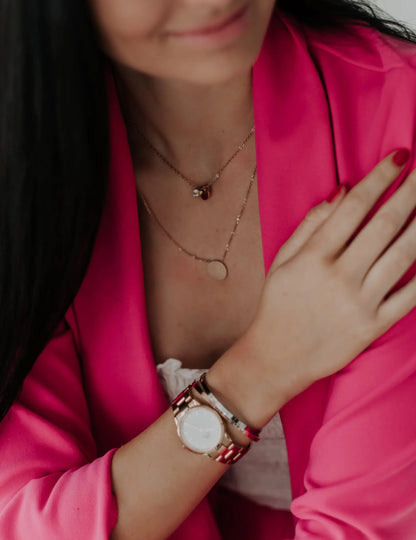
[137,182,266,370]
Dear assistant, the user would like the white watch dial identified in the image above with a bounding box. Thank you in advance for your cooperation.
[179,405,224,453]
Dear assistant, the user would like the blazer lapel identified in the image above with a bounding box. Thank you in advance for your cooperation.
[253,13,336,501]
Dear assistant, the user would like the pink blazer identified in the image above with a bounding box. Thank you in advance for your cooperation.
[1,12,416,539]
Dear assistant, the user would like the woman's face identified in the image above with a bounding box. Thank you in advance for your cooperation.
[88,0,276,85]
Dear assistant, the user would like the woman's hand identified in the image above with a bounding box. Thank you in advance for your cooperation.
[246,149,416,407]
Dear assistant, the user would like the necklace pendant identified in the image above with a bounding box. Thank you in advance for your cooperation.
[193,185,212,200]
[207,260,228,280]
[200,185,212,200]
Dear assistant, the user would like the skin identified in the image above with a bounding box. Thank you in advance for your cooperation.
[89,0,276,176]
[89,0,277,372]
[86,2,416,538]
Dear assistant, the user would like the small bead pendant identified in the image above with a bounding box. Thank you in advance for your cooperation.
[192,185,212,200]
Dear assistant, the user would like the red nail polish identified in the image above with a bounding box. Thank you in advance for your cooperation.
[393,149,410,167]
[326,185,345,203]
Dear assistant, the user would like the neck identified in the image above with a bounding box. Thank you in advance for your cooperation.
[112,63,254,179]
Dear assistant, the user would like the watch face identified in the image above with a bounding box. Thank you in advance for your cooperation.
[179,405,224,453]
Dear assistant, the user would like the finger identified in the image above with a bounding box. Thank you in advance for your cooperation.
[309,149,410,258]
[270,188,345,270]
[363,212,416,305]
[376,272,416,333]
[338,166,416,282]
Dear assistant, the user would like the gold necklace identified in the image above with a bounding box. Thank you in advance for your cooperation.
[128,123,255,201]
[136,164,257,280]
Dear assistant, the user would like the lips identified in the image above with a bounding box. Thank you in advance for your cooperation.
[169,5,247,37]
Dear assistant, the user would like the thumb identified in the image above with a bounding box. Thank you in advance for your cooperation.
[270,184,347,270]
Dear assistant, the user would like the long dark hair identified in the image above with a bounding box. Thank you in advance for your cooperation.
[1,0,416,422]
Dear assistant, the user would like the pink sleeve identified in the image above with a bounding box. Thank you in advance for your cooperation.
[286,52,416,533]
[290,302,416,537]
[0,319,119,539]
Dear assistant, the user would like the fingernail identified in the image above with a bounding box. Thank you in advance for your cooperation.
[326,184,346,203]
[393,148,410,167]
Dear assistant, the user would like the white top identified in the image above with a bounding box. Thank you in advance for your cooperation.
[156,357,292,510]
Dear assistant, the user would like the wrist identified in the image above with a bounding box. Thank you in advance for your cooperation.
[189,386,251,448]
[207,332,288,431]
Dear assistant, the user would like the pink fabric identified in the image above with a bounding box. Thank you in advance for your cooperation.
[1,11,416,539]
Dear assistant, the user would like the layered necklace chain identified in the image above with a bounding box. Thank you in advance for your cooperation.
[115,74,256,280]
[136,164,257,280]
[127,121,255,200]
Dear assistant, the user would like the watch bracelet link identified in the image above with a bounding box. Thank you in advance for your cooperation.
[207,439,251,465]
[171,384,251,465]
[192,372,262,442]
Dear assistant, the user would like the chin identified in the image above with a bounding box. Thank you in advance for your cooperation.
[152,33,265,86]
[173,55,257,86]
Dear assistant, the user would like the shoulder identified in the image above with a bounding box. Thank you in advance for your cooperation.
[291,14,416,73]
[294,16,416,290]
[269,12,416,117]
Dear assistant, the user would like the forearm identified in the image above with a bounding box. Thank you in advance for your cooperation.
[110,334,285,540]
[110,400,228,540]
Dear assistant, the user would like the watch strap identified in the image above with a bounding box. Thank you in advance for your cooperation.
[206,435,251,465]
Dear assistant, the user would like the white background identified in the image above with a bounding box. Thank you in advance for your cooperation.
[374,0,416,28]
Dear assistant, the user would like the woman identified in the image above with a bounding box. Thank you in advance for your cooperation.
[1,0,416,538]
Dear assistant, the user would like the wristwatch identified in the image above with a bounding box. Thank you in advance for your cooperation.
[171,384,251,465]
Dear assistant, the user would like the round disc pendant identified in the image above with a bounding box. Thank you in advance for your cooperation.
[207,260,228,280]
